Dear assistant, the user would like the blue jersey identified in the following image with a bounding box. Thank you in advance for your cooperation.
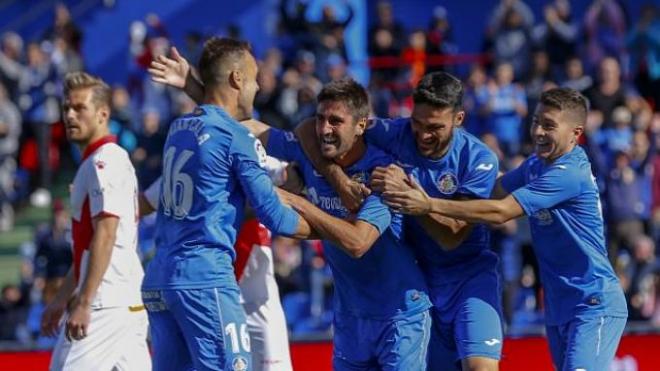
[501,146,628,325]
[267,128,431,319]
[143,105,300,290]
[366,118,499,288]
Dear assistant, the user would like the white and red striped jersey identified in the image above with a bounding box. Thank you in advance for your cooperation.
[70,136,144,308]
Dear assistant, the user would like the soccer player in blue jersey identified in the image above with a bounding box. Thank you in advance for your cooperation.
[296,72,503,371]
[385,88,628,371]
[248,79,433,370]
[141,38,311,371]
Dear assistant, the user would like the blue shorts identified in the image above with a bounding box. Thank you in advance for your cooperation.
[428,269,503,370]
[333,309,432,371]
[546,316,626,371]
[142,286,251,371]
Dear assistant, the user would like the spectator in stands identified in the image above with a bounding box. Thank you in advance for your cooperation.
[0,284,29,341]
[524,50,556,147]
[0,82,20,231]
[368,1,406,53]
[254,66,287,130]
[33,199,72,285]
[626,235,660,321]
[43,3,83,52]
[532,0,578,74]
[132,109,165,190]
[50,36,83,78]
[487,0,534,80]
[583,0,627,73]
[426,5,456,65]
[483,62,527,156]
[463,64,490,137]
[586,57,631,127]
[627,3,660,110]
[401,29,427,86]
[311,3,354,63]
[109,86,138,153]
[0,32,24,102]
[591,139,653,263]
[19,42,60,208]
[561,56,593,93]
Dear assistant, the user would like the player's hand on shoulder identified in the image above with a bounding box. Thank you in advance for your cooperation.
[383,175,432,215]
[337,178,371,213]
[148,46,189,89]
[370,164,409,193]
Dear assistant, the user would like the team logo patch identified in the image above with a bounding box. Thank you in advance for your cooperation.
[254,140,268,168]
[532,209,553,226]
[436,172,458,195]
[232,356,248,371]
[350,171,368,184]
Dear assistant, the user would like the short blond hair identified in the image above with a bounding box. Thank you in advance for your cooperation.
[63,72,111,109]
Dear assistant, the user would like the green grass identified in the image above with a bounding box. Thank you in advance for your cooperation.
[0,205,54,287]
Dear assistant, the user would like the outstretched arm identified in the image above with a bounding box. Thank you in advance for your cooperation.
[149,46,204,103]
[277,188,380,258]
[294,118,370,212]
[383,179,524,225]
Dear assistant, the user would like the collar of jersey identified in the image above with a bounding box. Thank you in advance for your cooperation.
[82,135,116,161]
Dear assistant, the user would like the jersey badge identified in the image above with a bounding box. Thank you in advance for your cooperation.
[436,172,458,195]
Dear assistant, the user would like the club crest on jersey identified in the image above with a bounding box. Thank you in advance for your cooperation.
[532,209,553,226]
[436,172,458,195]
[232,356,248,371]
[254,140,268,168]
[351,171,368,184]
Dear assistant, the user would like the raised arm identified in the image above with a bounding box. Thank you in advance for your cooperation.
[149,46,204,103]
[294,118,369,212]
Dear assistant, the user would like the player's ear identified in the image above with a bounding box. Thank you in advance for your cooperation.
[573,125,584,142]
[356,117,367,135]
[454,110,465,126]
[229,70,242,90]
[97,104,110,125]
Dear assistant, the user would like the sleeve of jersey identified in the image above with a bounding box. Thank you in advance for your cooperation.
[265,127,305,163]
[365,117,406,151]
[458,150,499,199]
[234,136,300,236]
[88,154,129,218]
[143,176,161,210]
[500,161,527,193]
[355,194,392,235]
[511,165,582,215]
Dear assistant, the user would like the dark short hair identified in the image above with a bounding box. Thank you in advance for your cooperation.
[198,37,252,88]
[413,71,463,111]
[63,71,111,109]
[317,78,369,121]
[539,87,588,126]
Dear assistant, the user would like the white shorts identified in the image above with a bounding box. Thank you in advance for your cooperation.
[243,299,293,371]
[50,306,151,371]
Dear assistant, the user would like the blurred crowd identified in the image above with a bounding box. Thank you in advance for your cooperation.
[1,0,660,345]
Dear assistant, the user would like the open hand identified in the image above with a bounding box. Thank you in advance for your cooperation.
[148,46,190,89]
